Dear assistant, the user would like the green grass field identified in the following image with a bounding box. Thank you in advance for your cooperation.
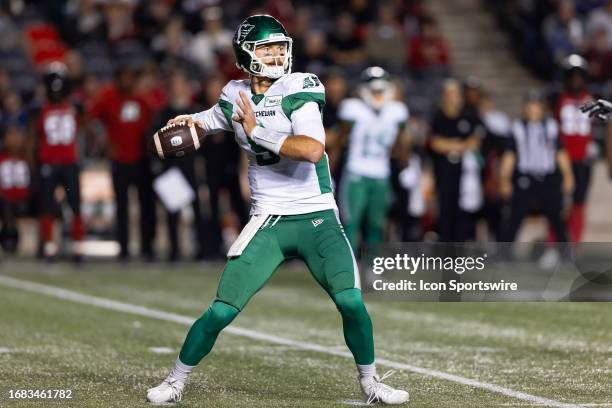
[0,261,611,407]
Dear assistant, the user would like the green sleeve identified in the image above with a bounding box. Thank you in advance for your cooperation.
[281,92,325,119]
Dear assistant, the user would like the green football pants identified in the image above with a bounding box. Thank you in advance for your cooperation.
[178,209,375,366]
[340,172,391,251]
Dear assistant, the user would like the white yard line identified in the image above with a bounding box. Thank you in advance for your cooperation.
[0,275,584,408]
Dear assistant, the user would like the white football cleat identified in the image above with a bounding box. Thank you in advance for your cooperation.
[538,247,560,270]
[146,377,185,405]
[360,370,409,405]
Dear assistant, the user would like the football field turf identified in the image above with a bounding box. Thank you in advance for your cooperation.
[0,261,610,407]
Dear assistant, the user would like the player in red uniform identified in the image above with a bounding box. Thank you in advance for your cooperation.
[0,126,31,254]
[554,55,594,244]
[28,63,85,261]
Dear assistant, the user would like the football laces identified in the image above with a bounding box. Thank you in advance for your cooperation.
[161,122,184,132]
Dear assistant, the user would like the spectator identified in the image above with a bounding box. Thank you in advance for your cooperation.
[499,91,574,267]
[429,79,482,242]
[188,7,233,74]
[0,5,20,51]
[295,30,332,77]
[150,71,206,262]
[89,64,155,261]
[1,90,28,134]
[136,60,167,113]
[288,6,312,66]
[136,0,174,45]
[328,12,366,70]
[346,0,377,31]
[102,0,138,43]
[586,0,612,47]
[60,0,105,46]
[364,3,407,71]
[408,16,451,77]
[584,27,612,83]
[543,0,585,65]
[153,15,202,76]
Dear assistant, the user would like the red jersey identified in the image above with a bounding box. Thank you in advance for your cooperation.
[37,101,80,164]
[89,85,152,164]
[556,91,592,162]
[0,152,30,203]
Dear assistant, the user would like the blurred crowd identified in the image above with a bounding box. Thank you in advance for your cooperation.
[490,0,612,90]
[0,0,610,263]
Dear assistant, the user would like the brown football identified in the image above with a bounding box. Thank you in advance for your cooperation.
[151,122,205,159]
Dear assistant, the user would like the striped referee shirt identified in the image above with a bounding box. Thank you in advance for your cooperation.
[510,118,560,176]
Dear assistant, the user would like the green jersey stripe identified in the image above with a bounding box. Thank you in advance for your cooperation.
[315,152,332,194]
[281,92,325,118]
[218,99,234,130]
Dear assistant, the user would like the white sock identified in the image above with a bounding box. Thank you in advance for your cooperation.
[168,358,194,383]
[357,363,377,379]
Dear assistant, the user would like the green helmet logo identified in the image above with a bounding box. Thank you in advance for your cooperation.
[233,15,293,79]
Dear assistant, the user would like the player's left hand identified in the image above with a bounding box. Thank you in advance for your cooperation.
[234,90,257,136]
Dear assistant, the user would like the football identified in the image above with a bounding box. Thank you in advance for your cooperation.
[151,122,205,159]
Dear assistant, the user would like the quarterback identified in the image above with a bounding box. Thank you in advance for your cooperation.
[146,15,409,405]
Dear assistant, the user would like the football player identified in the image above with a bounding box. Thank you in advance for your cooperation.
[337,67,410,251]
[552,55,593,244]
[0,126,31,254]
[147,15,409,405]
[27,63,85,261]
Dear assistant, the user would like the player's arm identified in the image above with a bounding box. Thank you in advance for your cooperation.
[498,150,515,200]
[556,149,575,195]
[166,101,232,136]
[392,122,412,168]
[234,90,325,163]
[328,120,352,172]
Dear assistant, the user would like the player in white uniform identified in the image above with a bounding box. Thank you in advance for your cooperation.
[337,67,410,251]
[146,15,409,406]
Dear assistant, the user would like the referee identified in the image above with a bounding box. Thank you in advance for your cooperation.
[499,91,574,245]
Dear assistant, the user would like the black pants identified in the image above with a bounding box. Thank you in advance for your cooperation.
[111,160,155,258]
[40,163,81,216]
[390,159,421,242]
[0,199,27,253]
[435,165,471,242]
[572,161,591,204]
[501,173,568,242]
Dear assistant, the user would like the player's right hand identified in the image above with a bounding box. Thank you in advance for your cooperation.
[167,115,196,127]
[580,99,612,121]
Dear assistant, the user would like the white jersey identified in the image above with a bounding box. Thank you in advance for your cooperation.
[191,72,335,215]
[338,98,408,179]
